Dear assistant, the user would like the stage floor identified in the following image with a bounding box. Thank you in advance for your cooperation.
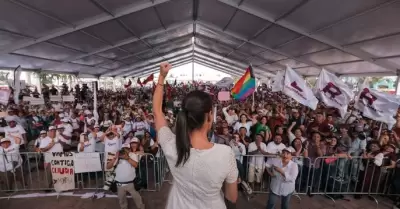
[0,181,394,209]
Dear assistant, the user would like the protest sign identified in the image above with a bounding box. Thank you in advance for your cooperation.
[50,95,62,102]
[73,152,102,173]
[49,152,75,192]
[0,89,10,105]
[218,91,231,101]
[23,96,45,105]
[62,95,75,102]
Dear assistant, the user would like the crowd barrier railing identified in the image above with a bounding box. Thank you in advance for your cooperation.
[239,154,399,207]
[0,151,170,197]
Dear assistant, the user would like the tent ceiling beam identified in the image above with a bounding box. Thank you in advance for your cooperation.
[122,53,194,77]
[133,59,193,78]
[106,45,193,76]
[193,58,243,77]
[0,0,170,55]
[218,0,400,73]
[197,21,323,72]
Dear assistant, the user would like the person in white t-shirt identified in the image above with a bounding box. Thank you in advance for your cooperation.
[106,143,145,209]
[61,118,73,135]
[78,133,96,153]
[0,137,23,190]
[100,128,121,153]
[132,116,149,137]
[56,125,72,151]
[88,124,104,152]
[247,134,269,189]
[70,114,81,131]
[122,116,133,137]
[265,134,287,168]
[4,116,27,149]
[36,126,63,190]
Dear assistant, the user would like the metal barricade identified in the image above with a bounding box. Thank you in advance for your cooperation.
[0,151,169,197]
[239,154,310,203]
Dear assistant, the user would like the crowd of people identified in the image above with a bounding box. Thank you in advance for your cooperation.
[1,62,400,209]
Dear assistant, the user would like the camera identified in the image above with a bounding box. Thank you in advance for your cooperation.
[119,149,127,157]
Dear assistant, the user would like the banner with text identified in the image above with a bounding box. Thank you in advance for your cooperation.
[49,152,75,192]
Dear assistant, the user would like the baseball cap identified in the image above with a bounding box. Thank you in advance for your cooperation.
[0,138,11,143]
[129,137,140,143]
[94,124,100,128]
[57,124,64,129]
[5,116,17,122]
[282,147,294,153]
[48,126,57,131]
[40,130,47,134]
[121,143,130,149]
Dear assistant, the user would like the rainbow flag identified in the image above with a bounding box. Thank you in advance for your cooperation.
[231,66,255,100]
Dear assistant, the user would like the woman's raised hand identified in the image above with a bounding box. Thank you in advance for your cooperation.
[160,62,172,77]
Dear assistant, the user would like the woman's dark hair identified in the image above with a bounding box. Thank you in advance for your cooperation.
[239,114,247,122]
[260,116,268,125]
[175,90,212,167]
[291,138,304,152]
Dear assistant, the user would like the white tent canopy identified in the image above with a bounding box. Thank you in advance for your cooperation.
[0,0,400,78]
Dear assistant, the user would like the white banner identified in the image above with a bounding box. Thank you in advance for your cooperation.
[215,77,234,88]
[49,152,75,192]
[23,96,45,105]
[283,66,318,110]
[355,87,400,128]
[50,95,62,102]
[315,69,354,118]
[62,95,75,102]
[271,70,284,92]
[0,89,10,105]
[73,153,102,173]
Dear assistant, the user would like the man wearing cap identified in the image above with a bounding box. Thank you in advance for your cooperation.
[106,143,145,209]
[122,116,133,137]
[88,124,104,152]
[56,125,72,151]
[4,116,27,149]
[265,147,298,209]
[0,136,23,191]
[84,110,97,132]
[28,109,45,139]
[34,130,48,150]
[36,126,63,190]
[132,114,149,138]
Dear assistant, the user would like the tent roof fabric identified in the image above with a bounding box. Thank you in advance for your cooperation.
[1,0,400,78]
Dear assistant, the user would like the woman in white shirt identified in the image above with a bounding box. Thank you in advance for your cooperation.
[233,114,253,136]
[265,147,299,209]
[153,63,238,209]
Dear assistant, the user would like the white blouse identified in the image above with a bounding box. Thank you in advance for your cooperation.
[158,126,238,209]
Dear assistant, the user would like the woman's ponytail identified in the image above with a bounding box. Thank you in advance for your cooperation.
[175,111,191,167]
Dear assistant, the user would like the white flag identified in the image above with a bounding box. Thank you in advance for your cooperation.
[283,66,318,110]
[13,66,22,105]
[271,70,284,92]
[355,87,400,128]
[215,77,233,88]
[315,69,354,118]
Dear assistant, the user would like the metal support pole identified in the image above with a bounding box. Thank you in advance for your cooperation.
[192,61,194,81]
